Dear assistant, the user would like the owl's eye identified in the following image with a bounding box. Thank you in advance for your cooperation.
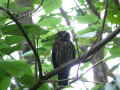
[65,33,69,37]
[58,33,62,37]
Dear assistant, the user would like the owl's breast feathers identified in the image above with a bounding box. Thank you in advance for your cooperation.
[52,40,75,68]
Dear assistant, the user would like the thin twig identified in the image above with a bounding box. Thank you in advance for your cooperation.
[82,82,88,90]
[76,33,100,78]
[73,0,85,16]
[41,77,75,82]
[99,0,108,41]
[5,0,55,25]
[70,59,105,84]
[0,54,5,61]
[74,36,81,78]
[7,0,9,10]
[33,0,44,13]
[79,79,104,84]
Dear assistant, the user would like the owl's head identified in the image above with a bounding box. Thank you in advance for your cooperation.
[56,31,70,41]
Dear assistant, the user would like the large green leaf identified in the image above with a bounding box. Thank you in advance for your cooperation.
[38,17,62,26]
[107,64,120,74]
[107,6,120,25]
[40,83,50,90]
[42,0,62,14]
[109,46,120,55]
[22,47,47,56]
[9,60,33,75]
[42,40,55,46]
[5,36,25,45]
[104,55,120,62]
[75,25,97,36]
[0,77,11,90]
[76,15,98,24]
[0,60,32,77]
[0,0,7,6]
[0,16,8,22]
[1,24,48,36]
[16,74,34,87]
[0,39,9,49]
[41,34,56,43]
[4,1,18,10]
[0,44,22,55]
[78,0,85,5]
[17,7,31,12]
[112,37,120,41]
[91,84,104,90]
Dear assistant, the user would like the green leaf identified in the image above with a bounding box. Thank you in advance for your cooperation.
[40,83,49,90]
[112,37,120,41]
[0,39,9,49]
[42,63,53,72]
[81,77,87,81]
[38,17,62,26]
[22,50,33,56]
[41,55,51,61]
[1,24,48,36]
[9,60,33,75]
[4,2,18,10]
[1,24,29,35]
[0,44,22,55]
[0,61,22,76]
[0,16,8,22]
[76,15,98,24]
[0,0,7,7]
[107,7,120,25]
[42,40,55,46]
[109,46,120,55]
[0,60,32,77]
[78,0,85,5]
[0,77,11,90]
[75,25,97,36]
[22,47,47,56]
[17,7,31,12]
[5,36,25,45]
[16,74,34,87]
[91,84,104,90]
[104,55,120,62]
[42,0,62,14]
[107,63,120,74]
[41,34,56,43]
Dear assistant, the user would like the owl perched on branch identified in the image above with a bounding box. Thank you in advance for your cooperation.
[52,31,75,86]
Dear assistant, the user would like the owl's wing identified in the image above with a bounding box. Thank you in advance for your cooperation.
[52,47,58,69]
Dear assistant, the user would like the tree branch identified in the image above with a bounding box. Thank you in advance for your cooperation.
[29,26,120,90]
[0,7,43,79]
[86,0,100,19]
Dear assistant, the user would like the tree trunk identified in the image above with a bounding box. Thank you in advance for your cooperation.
[14,0,36,65]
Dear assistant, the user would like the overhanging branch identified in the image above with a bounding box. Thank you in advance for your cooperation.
[0,7,43,79]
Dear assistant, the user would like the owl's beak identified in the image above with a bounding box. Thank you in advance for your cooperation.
[62,36,64,41]
[62,34,65,41]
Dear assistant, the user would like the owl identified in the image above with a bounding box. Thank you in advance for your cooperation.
[52,31,75,86]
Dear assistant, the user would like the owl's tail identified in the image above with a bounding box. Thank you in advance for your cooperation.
[58,68,70,86]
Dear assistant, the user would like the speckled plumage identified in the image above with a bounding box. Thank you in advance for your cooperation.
[52,31,75,86]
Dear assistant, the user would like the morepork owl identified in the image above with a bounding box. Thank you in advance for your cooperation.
[52,31,75,86]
